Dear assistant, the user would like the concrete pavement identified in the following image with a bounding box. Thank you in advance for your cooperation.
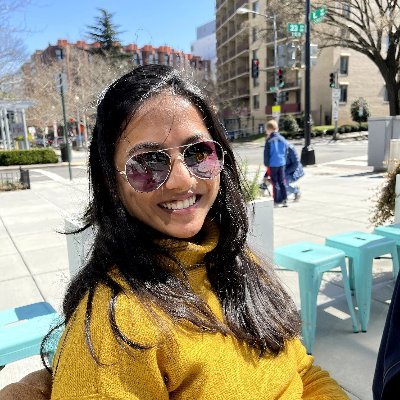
[0,147,393,399]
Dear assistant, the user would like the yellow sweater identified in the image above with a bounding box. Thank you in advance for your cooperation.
[51,224,348,400]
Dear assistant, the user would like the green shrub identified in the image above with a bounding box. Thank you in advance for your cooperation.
[360,122,368,131]
[280,115,299,133]
[239,161,262,202]
[351,97,371,123]
[325,128,335,135]
[0,149,58,166]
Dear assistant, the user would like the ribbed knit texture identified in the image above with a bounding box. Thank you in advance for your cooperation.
[51,222,348,399]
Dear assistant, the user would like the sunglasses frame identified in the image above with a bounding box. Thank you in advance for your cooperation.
[118,140,226,193]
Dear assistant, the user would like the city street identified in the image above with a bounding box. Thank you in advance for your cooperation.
[1,138,368,183]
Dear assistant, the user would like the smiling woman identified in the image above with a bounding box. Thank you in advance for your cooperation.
[0,65,349,400]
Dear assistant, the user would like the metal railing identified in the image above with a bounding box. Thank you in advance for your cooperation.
[0,168,30,191]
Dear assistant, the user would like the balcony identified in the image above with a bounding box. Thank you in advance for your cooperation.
[265,103,301,114]
[237,41,249,53]
[238,87,250,96]
[236,65,249,75]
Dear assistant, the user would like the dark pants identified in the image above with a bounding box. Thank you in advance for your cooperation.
[270,166,287,203]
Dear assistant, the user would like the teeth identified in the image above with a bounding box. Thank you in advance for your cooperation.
[161,195,197,210]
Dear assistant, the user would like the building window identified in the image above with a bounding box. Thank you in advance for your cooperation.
[133,53,140,66]
[253,95,260,109]
[252,1,259,17]
[252,27,257,43]
[384,86,389,102]
[154,53,159,64]
[340,56,349,74]
[339,85,348,102]
[164,54,169,65]
[342,3,350,18]
[176,55,181,67]
[55,48,63,60]
[148,53,154,64]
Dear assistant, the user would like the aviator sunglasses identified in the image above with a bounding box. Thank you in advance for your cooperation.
[118,140,225,193]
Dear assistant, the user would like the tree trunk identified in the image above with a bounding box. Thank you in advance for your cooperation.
[383,68,400,116]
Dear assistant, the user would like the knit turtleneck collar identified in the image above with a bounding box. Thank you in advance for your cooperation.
[156,219,219,270]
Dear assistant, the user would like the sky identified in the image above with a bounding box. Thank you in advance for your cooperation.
[11,0,216,56]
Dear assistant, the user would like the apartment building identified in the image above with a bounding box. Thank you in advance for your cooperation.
[216,0,389,132]
[22,39,211,82]
[191,20,217,81]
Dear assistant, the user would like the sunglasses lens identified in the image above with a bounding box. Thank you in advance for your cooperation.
[184,141,224,179]
[125,152,170,192]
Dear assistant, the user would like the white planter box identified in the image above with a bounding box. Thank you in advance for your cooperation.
[247,197,274,260]
[65,197,274,277]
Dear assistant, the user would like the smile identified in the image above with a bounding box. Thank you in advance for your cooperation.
[160,195,198,210]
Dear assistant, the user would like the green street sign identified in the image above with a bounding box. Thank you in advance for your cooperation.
[269,85,277,92]
[288,23,305,37]
[310,6,326,23]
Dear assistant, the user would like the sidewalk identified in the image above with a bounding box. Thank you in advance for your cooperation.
[0,152,391,399]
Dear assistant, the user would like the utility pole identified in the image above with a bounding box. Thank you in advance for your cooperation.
[59,73,72,180]
[300,0,316,166]
[272,13,279,105]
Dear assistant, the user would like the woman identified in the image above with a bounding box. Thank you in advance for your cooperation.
[1,65,348,399]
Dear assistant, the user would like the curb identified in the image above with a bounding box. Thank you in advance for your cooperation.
[0,160,87,171]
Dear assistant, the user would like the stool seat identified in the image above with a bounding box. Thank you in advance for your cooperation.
[326,231,399,332]
[0,302,60,367]
[274,242,358,354]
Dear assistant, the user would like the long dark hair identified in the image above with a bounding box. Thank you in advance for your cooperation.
[45,65,300,368]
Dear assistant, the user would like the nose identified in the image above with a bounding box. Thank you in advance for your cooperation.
[164,153,195,191]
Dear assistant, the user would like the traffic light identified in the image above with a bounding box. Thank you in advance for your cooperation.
[251,59,259,78]
[329,72,336,88]
[277,68,284,87]
[274,91,289,104]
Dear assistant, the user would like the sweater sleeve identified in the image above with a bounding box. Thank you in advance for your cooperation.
[50,288,170,400]
[293,340,349,399]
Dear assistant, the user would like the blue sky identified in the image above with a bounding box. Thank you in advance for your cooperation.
[12,0,216,56]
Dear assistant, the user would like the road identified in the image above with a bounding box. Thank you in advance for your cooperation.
[232,137,367,167]
[1,138,368,184]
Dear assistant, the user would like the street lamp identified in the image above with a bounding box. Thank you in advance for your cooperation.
[236,7,279,105]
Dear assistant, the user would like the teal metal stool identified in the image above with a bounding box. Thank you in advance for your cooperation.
[326,231,399,332]
[0,302,60,369]
[373,224,400,279]
[274,242,358,354]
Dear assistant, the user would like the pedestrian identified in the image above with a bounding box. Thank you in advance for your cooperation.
[0,65,349,399]
[263,119,288,207]
[372,273,400,399]
[285,143,304,201]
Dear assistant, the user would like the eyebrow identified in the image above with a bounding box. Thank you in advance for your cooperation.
[126,133,209,157]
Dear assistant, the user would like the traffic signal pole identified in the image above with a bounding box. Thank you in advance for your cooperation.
[272,13,279,105]
[300,0,316,166]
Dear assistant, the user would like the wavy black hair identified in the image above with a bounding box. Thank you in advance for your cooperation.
[44,65,300,369]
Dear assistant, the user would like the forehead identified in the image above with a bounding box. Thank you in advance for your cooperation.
[120,93,210,144]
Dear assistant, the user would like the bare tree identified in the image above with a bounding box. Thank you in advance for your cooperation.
[0,0,31,88]
[311,0,400,116]
[22,48,131,134]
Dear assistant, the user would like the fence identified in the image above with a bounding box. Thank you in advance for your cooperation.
[0,168,30,191]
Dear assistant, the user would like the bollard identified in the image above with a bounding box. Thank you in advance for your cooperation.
[19,167,30,189]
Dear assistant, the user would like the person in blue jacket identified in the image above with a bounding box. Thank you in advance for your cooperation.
[285,143,304,201]
[372,272,400,399]
[264,119,288,207]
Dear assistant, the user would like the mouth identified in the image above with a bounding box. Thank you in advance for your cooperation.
[159,195,200,210]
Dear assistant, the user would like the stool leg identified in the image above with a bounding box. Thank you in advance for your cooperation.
[298,270,320,355]
[340,263,359,332]
[352,255,373,332]
[348,257,355,293]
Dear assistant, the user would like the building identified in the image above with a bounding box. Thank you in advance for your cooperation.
[23,39,211,76]
[191,20,217,81]
[216,0,389,133]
